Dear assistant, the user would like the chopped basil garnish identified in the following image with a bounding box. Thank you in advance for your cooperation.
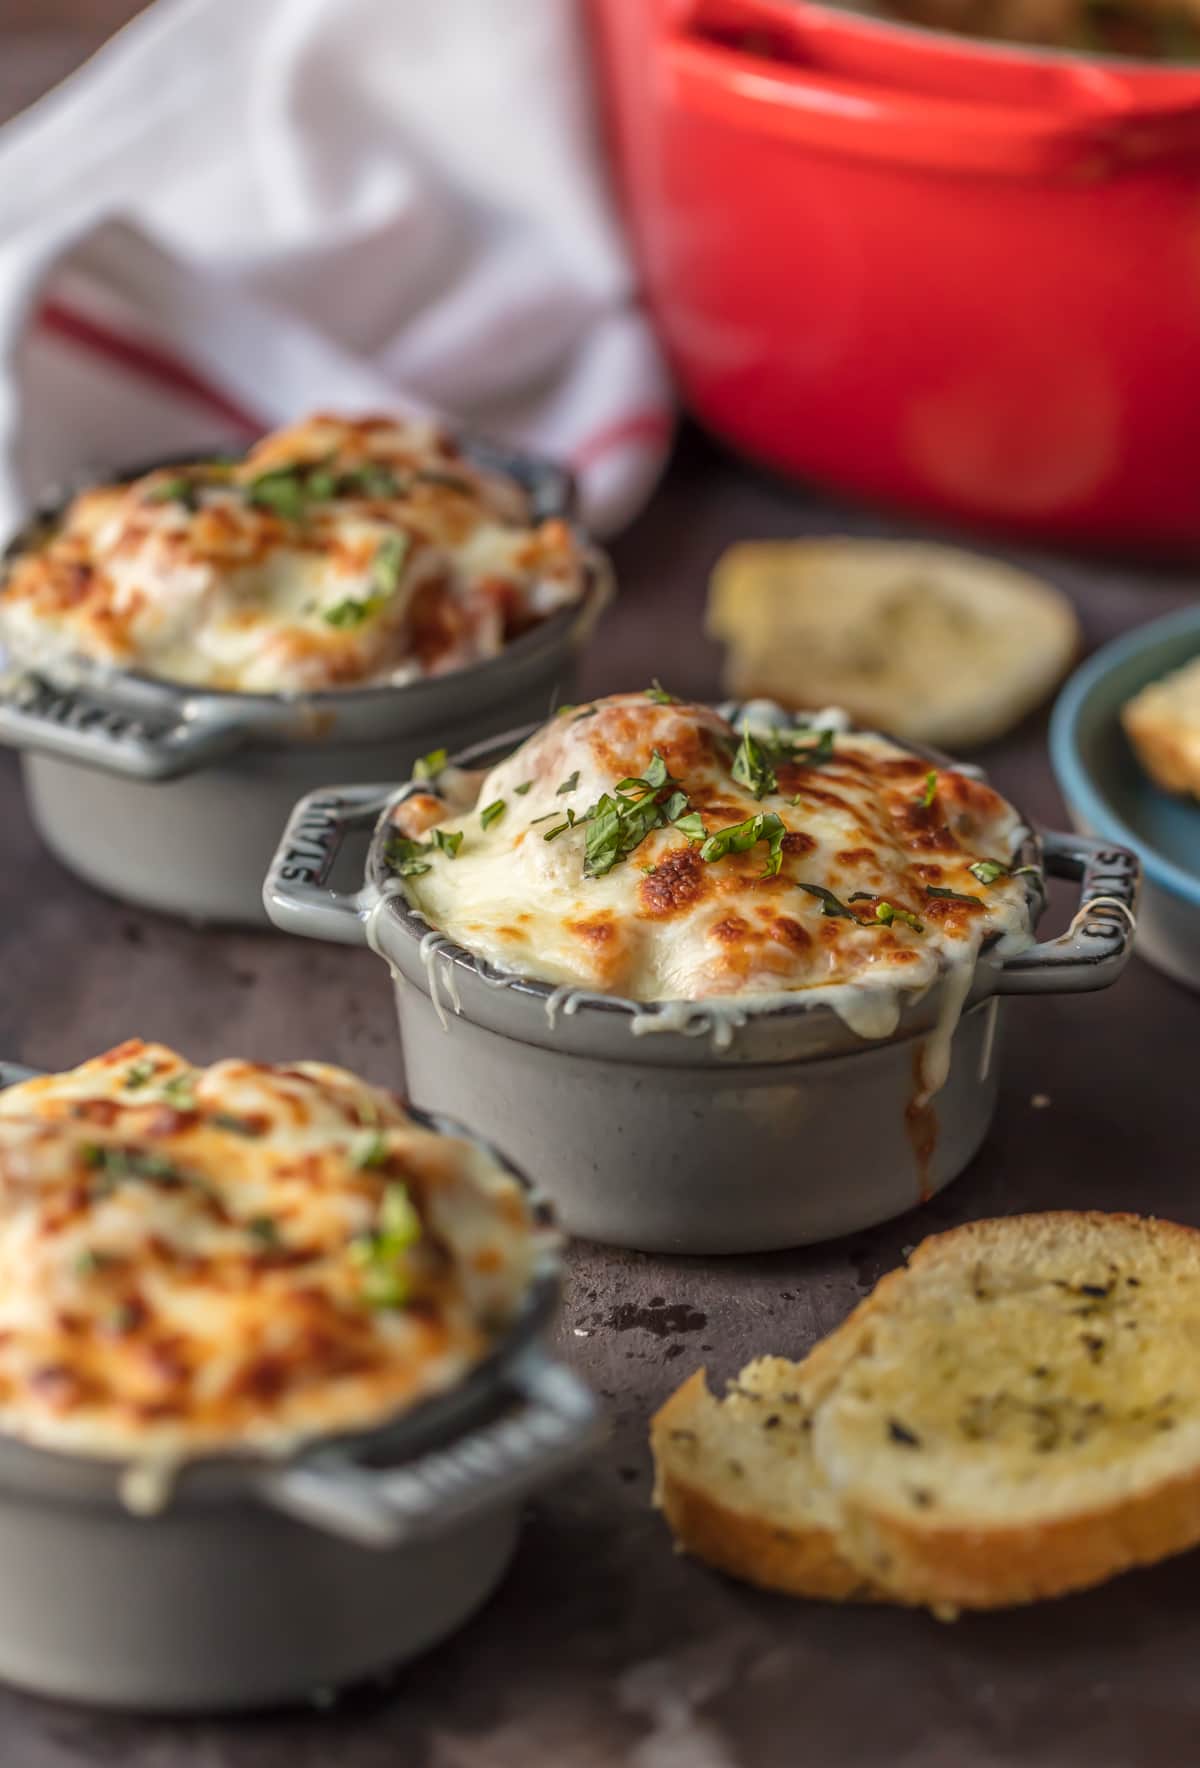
[925,886,983,906]
[81,1144,189,1188]
[351,1182,422,1310]
[162,1072,197,1106]
[557,771,580,796]
[701,811,787,879]
[732,730,778,801]
[514,780,534,795]
[673,810,707,841]
[339,463,402,500]
[793,727,835,767]
[373,531,410,594]
[432,828,463,858]
[352,1130,390,1170]
[245,465,310,522]
[413,748,447,782]
[796,881,859,920]
[247,1215,281,1247]
[209,1112,263,1136]
[849,891,925,931]
[919,770,939,809]
[383,835,432,878]
[532,749,698,878]
[323,532,411,627]
[123,1060,156,1091]
[646,680,677,704]
[145,476,197,509]
[969,858,1041,886]
[875,901,925,932]
[480,800,507,831]
[324,597,375,629]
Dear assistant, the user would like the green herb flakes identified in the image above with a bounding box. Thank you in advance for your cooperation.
[339,463,402,500]
[481,800,507,831]
[875,901,925,932]
[209,1112,263,1137]
[413,748,447,782]
[646,680,677,704]
[673,810,707,842]
[432,828,463,858]
[556,771,580,796]
[247,1215,281,1247]
[145,476,197,509]
[351,1131,390,1171]
[323,532,410,628]
[925,886,983,907]
[383,835,432,878]
[514,780,534,795]
[700,812,787,879]
[919,770,939,810]
[793,727,835,767]
[732,730,778,801]
[81,1144,188,1189]
[795,881,859,920]
[122,1060,156,1091]
[351,1182,422,1310]
[324,596,375,629]
[969,858,1041,887]
[543,809,578,842]
[245,465,309,523]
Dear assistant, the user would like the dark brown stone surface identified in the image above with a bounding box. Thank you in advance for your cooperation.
[3,14,1200,1764]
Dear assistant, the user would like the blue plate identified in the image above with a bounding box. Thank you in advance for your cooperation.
[1052,605,1200,986]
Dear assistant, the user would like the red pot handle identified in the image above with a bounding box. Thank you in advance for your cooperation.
[663,0,1200,178]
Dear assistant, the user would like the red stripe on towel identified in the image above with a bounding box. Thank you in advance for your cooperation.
[37,300,264,434]
[570,408,673,469]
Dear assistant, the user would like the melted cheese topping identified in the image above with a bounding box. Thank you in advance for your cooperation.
[0,414,586,693]
[0,1041,544,1460]
[394,694,1033,1016]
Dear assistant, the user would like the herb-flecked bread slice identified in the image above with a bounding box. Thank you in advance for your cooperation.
[653,1214,1200,1613]
[650,1349,881,1604]
[814,1212,1200,1611]
[707,538,1079,749]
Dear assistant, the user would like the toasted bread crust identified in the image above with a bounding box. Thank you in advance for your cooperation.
[1123,689,1200,799]
[651,1371,874,1602]
[839,1465,1200,1611]
[707,538,1078,750]
[652,1214,1200,1613]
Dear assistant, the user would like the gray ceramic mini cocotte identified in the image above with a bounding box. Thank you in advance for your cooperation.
[0,440,610,925]
[0,1065,599,1713]
[263,727,1141,1255]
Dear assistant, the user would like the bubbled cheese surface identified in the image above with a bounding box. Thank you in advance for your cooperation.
[0,1041,543,1460]
[395,693,1032,1007]
[0,414,586,694]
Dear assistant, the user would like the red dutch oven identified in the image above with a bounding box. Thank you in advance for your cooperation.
[588,0,1200,550]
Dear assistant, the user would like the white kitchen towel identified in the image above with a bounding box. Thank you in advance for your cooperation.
[0,0,672,540]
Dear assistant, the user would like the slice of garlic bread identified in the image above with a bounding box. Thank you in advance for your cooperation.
[707,538,1079,749]
[651,1357,876,1602]
[817,1212,1200,1611]
[652,1214,1200,1612]
[1122,654,1200,799]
